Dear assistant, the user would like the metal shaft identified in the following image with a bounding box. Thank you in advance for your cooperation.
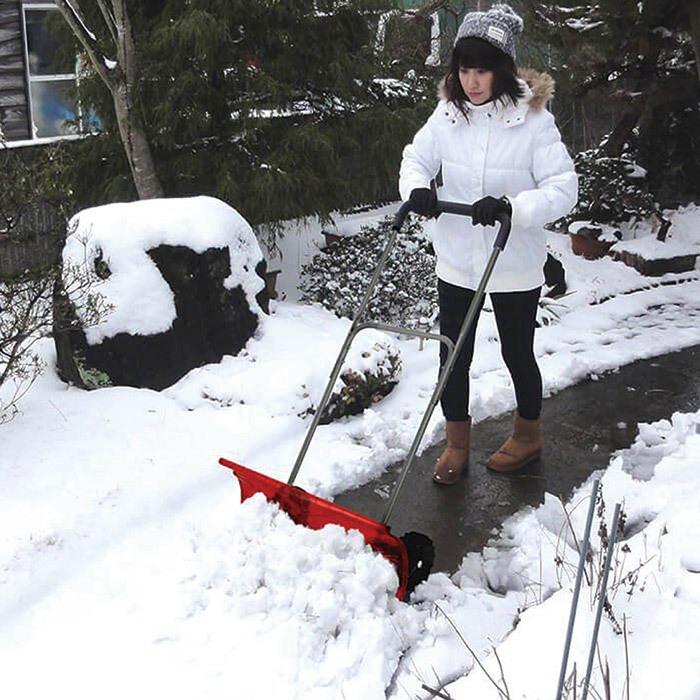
[287,228,399,485]
[289,200,512,518]
[556,479,600,700]
[381,244,501,524]
[581,502,622,700]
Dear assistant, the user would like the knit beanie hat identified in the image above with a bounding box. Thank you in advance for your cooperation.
[455,3,524,60]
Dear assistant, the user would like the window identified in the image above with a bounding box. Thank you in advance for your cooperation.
[21,1,81,139]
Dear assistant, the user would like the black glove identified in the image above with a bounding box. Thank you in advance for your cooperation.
[408,187,438,218]
[471,195,512,226]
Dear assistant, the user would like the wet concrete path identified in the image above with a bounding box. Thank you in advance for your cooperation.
[335,345,700,573]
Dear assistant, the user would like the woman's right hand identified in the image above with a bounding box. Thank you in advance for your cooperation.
[408,188,438,218]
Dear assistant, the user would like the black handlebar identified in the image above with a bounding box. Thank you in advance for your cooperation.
[392,199,512,251]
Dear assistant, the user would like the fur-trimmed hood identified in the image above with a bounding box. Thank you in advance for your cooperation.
[517,68,555,111]
[438,68,555,119]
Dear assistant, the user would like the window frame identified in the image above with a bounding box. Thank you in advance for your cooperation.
[20,1,83,141]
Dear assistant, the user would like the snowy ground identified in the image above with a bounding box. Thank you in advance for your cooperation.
[2,204,700,699]
[442,410,700,700]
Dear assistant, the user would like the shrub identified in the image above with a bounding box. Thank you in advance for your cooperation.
[299,215,437,331]
[557,136,665,236]
[314,340,402,424]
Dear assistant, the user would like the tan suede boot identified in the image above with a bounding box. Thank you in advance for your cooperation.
[433,419,471,484]
[487,414,542,473]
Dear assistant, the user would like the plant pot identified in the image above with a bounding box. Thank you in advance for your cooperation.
[323,232,343,248]
[570,232,614,260]
[263,269,281,299]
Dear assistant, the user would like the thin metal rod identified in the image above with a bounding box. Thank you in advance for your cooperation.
[290,203,510,503]
[381,245,501,524]
[287,228,399,485]
[556,479,600,700]
[582,502,622,700]
[356,321,455,352]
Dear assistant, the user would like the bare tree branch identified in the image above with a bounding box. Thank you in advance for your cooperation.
[54,0,114,89]
[96,0,118,46]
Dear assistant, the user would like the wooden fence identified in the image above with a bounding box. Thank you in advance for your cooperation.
[0,199,65,279]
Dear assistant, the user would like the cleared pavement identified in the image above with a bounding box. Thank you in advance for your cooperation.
[335,345,700,572]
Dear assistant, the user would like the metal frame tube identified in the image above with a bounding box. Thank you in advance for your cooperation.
[581,502,622,700]
[556,479,601,700]
[287,227,399,485]
[288,200,511,524]
[381,244,501,524]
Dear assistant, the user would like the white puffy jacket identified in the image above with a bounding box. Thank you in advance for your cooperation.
[399,69,578,292]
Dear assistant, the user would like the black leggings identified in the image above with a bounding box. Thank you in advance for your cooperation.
[438,278,542,421]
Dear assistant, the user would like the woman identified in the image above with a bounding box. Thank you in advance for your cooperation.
[399,3,578,483]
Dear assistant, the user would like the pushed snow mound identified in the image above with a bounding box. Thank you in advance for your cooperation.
[183,494,422,698]
[63,196,265,345]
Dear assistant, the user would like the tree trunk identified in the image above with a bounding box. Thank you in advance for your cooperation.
[112,85,163,199]
[602,107,643,157]
[111,0,163,199]
[55,0,164,200]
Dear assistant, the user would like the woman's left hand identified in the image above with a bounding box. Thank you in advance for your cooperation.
[471,196,512,226]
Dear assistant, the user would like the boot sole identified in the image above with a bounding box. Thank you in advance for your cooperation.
[486,450,541,473]
[432,472,463,485]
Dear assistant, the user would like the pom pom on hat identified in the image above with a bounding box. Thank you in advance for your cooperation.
[455,3,524,59]
[491,3,524,34]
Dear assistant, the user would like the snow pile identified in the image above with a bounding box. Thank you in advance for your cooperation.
[611,202,700,260]
[167,304,400,421]
[437,410,700,700]
[568,219,622,242]
[63,196,264,344]
[179,494,422,699]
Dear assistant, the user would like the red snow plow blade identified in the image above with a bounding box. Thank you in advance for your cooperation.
[219,458,409,600]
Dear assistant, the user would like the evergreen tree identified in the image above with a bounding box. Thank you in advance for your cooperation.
[53,1,437,238]
[522,0,700,205]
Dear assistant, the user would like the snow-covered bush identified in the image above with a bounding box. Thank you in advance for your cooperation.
[558,138,663,237]
[299,215,437,331]
[314,340,402,425]
[57,196,268,390]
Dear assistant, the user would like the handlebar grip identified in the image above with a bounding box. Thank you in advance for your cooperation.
[393,199,512,250]
[392,201,414,231]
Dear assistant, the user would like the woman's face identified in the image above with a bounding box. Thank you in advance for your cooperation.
[459,67,494,105]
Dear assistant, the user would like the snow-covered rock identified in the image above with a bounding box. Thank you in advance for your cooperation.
[56,196,268,389]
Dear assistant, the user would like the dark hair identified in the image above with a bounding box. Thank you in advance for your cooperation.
[444,37,525,120]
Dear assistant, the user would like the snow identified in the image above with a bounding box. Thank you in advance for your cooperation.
[611,203,700,260]
[567,219,621,242]
[65,0,97,42]
[264,202,400,301]
[62,196,264,344]
[612,234,697,259]
[3,200,700,699]
[372,78,412,99]
[443,410,700,699]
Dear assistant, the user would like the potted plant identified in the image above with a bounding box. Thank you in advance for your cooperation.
[568,221,622,260]
[557,136,659,260]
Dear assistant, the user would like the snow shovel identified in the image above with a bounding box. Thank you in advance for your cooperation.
[220,199,512,600]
